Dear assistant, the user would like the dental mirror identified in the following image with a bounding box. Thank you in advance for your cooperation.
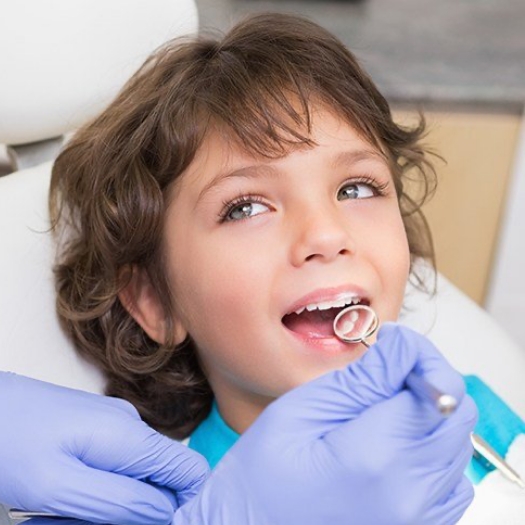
[333,304,379,346]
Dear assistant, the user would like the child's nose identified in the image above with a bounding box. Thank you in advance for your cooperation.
[289,205,355,267]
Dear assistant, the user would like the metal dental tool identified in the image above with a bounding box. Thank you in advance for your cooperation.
[333,304,524,489]
[471,434,525,490]
[7,509,62,520]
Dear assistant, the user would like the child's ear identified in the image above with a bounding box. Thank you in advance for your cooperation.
[118,265,187,346]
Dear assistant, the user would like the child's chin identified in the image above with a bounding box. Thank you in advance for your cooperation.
[289,356,366,389]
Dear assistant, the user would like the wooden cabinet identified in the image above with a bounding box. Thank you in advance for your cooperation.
[393,107,522,305]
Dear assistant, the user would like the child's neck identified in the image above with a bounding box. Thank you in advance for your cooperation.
[214,389,275,434]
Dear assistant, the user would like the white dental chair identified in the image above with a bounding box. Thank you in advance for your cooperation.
[0,0,198,393]
[1,0,524,422]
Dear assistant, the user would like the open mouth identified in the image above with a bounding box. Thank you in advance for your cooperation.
[282,295,370,339]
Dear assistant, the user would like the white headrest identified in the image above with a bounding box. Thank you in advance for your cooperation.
[0,163,105,392]
[0,0,198,145]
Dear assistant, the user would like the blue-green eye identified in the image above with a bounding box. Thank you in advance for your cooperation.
[337,182,375,201]
[223,200,269,222]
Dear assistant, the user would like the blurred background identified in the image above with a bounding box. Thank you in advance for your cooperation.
[1,0,524,347]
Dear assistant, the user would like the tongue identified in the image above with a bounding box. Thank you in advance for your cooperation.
[283,309,341,338]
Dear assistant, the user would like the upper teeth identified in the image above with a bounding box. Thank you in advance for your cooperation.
[294,295,361,315]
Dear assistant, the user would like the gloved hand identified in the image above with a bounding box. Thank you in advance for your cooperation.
[0,372,209,525]
[174,324,477,525]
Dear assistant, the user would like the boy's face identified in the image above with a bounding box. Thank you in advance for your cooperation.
[162,108,410,432]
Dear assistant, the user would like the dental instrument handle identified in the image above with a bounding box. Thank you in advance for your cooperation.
[471,433,525,489]
[8,509,63,520]
[405,372,458,417]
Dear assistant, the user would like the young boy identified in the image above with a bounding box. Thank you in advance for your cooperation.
[50,11,436,439]
[48,11,491,523]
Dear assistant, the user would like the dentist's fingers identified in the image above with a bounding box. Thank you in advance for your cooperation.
[320,388,474,473]
[397,323,467,406]
[424,476,475,525]
[0,373,207,522]
[77,418,210,507]
[260,325,417,439]
[311,391,474,525]
[419,394,477,465]
[33,465,177,525]
[261,324,464,440]
[422,444,474,510]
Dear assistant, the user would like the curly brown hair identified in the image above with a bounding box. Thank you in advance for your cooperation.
[49,12,436,439]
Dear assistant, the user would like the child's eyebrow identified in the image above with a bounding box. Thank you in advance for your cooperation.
[331,149,388,169]
[197,164,279,203]
[197,149,388,203]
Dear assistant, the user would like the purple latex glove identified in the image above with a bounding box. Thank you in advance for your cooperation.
[0,373,209,525]
[174,324,477,525]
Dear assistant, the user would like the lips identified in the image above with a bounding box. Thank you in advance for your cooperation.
[281,288,370,339]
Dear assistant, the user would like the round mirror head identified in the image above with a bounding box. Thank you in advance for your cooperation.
[333,304,379,344]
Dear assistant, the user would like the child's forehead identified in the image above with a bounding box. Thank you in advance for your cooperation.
[199,106,387,167]
[169,108,390,201]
